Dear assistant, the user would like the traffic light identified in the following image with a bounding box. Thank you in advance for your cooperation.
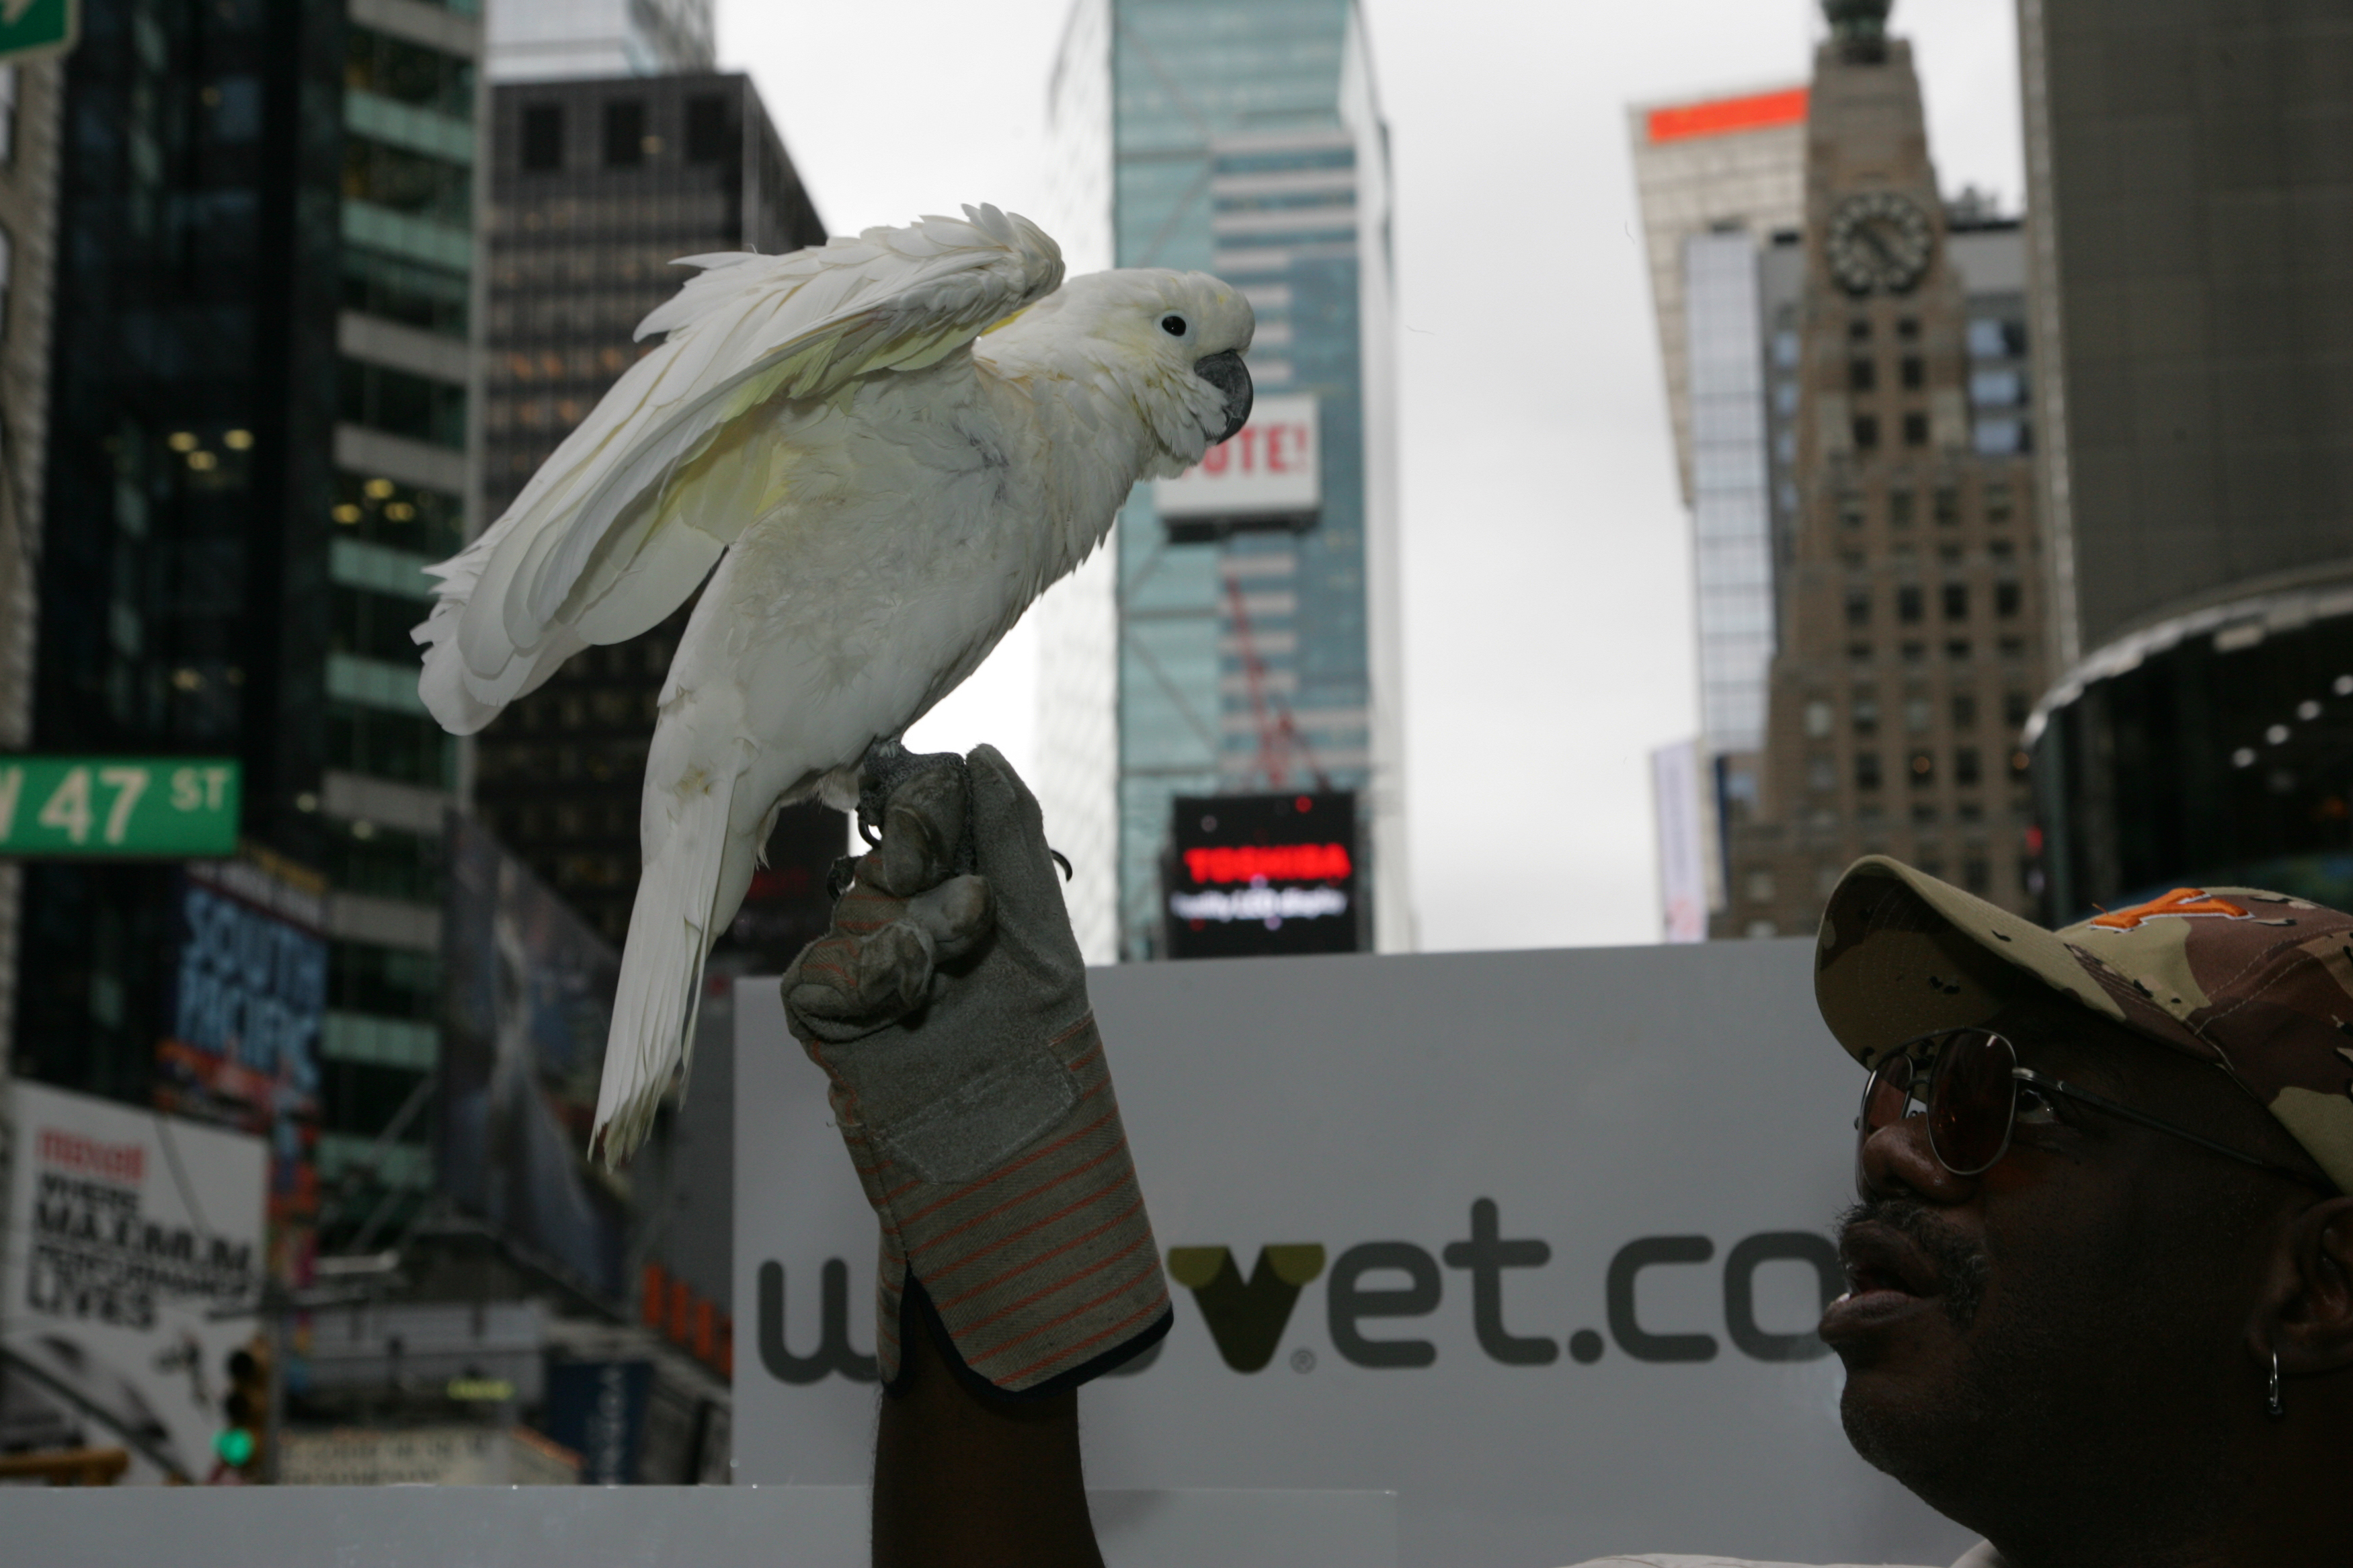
[214,1338,270,1481]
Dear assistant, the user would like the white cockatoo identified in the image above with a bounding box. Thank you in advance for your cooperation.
[413,206,1254,1163]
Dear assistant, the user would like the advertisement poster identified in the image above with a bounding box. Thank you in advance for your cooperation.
[154,851,328,1279]
[438,813,627,1302]
[734,940,1977,1568]
[3,1082,268,1479]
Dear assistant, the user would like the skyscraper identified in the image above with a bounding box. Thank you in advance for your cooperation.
[0,56,65,1073]
[19,0,487,1207]
[2018,0,2353,915]
[1040,0,1409,962]
[1712,0,2050,939]
[1628,85,1807,919]
[473,73,832,956]
[489,0,714,83]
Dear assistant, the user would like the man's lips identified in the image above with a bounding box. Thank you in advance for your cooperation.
[1821,1220,1946,1341]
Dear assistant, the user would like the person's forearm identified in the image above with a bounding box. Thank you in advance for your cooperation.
[873,1286,1104,1568]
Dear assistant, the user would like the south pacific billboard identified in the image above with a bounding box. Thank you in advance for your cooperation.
[733,940,1978,1568]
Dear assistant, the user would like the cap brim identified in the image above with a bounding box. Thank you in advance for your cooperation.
[1814,856,2163,1068]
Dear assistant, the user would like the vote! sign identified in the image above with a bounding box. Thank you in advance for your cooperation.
[0,756,240,858]
[733,941,1977,1568]
[1153,393,1320,525]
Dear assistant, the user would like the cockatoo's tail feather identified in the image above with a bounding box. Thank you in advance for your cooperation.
[592,749,738,1165]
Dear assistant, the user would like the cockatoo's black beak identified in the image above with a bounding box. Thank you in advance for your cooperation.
[1195,351,1253,444]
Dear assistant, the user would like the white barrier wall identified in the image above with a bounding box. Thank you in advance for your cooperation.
[734,940,1979,1568]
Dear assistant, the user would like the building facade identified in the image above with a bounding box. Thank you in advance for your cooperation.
[2019,0,2353,916]
[487,0,713,83]
[1040,0,1410,962]
[1714,2,2049,939]
[18,0,484,1211]
[0,57,65,1077]
[473,73,835,960]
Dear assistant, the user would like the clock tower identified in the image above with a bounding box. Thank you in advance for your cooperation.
[1712,0,2048,936]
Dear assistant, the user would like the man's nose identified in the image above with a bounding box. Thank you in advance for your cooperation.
[1858,1112,1978,1203]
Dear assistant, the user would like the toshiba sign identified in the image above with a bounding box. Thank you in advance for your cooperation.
[1154,393,1319,525]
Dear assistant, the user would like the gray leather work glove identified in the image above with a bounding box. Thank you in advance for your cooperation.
[779,745,1170,1396]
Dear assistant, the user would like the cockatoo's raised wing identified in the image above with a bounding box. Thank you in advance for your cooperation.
[414,204,1064,733]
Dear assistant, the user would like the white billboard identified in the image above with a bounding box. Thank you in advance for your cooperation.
[733,942,1976,1568]
[3,1081,268,1479]
[1154,393,1320,520]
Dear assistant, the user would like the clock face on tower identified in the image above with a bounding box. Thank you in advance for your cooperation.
[1826,192,1934,295]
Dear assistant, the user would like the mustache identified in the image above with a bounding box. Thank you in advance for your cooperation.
[1837,1197,1991,1331]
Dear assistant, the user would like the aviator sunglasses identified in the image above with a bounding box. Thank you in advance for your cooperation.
[1858,1027,2338,1193]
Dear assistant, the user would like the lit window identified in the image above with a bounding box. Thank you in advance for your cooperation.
[1805,700,1835,738]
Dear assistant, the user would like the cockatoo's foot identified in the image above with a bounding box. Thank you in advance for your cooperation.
[854,738,975,874]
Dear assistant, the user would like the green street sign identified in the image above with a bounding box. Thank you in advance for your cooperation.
[0,0,77,64]
[0,756,241,858]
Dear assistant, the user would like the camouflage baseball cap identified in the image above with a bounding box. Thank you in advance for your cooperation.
[1815,855,2353,1194]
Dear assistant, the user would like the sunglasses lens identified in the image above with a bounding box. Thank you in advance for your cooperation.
[1929,1029,2016,1174]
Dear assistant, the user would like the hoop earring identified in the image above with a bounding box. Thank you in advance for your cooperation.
[2267,1350,2284,1419]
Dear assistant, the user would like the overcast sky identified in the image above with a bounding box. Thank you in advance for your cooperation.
[711,0,2024,952]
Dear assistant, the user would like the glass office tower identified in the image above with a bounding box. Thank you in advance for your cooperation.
[488,0,713,82]
[21,0,487,1216]
[1041,0,1409,961]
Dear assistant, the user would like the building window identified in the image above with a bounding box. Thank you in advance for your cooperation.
[1839,491,1866,530]
[1946,638,1972,661]
[1901,356,1923,390]
[1805,699,1835,738]
[1962,856,1991,895]
[1943,583,1969,620]
[1898,585,1923,624]
[1910,750,1936,786]
[1745,870,1777,904]
[685,93,730,162]
[1903,412,1929,447]
[1845,589,1871,628]
[1933,485,1960,526]
[1995,580,2022,618]
[1855,753,1882,790]
[1849,317,1872,342]
[2003,690,2030,728]
[603,99,646,166]
[1912,802,1940,826]
[522,104,563,171]
[1853,415,1879,450]
[1849,358,1876,392]
[1848,641,1874,662]
[1808,755,1837,792]
[1985,483,2012,524]
[1955,747,1982,786]
[1888,489,1915,528]
[1951,692,1977,730]
[1897,317,1919,340]
[1902,641,1926,663]
[1905,696,1932,733]
[1852,691,1880,735]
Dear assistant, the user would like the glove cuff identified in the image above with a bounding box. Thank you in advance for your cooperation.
[864,1014,1170,1395]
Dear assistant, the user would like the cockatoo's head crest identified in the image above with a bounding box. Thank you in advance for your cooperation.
[996,267,1258,477]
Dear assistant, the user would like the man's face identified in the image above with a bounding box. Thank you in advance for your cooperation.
[1819,1006,2303,1542]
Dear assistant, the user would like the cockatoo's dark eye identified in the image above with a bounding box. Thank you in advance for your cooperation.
[1161,314,1187,336]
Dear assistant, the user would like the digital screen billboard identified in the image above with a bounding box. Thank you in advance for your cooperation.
[438,813,628,1303]
[1165,792,1361,960]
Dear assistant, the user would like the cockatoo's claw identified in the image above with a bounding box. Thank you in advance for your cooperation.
[1048,848,1073,882]
[826,854,861,901]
